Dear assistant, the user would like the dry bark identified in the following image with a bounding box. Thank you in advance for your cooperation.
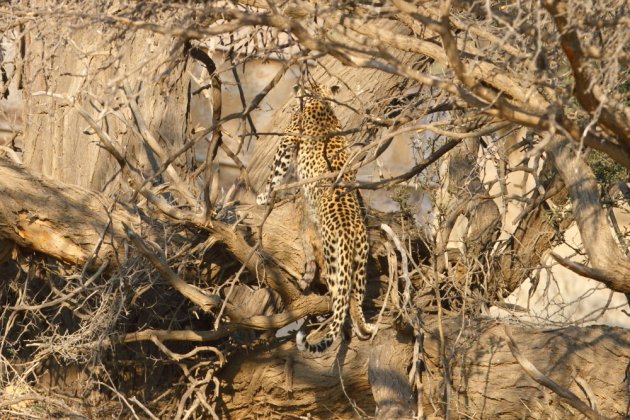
[0,154,140,268]
[0,154,304,291]
[432,320,628,419]
[220,325,414,419]
[219,319,629,419]
[21,19,197,198]
[549,136,630,293]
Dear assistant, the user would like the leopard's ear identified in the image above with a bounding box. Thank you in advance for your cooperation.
[330,85,340,96]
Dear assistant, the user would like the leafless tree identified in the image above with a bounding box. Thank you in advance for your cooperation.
[0,1,628,418]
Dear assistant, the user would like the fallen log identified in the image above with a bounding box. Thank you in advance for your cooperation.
[220,319,629,419]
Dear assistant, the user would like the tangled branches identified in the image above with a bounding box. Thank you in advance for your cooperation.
[0,0,629,418]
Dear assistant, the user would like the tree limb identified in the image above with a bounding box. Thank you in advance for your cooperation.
[548,136,630,293]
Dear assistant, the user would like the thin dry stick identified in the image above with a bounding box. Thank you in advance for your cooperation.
[371,241,398,342]
[504,326,609,420]
[381,224,411,308]
[336,358,369,419]
[202,70,223,220]
[0,394,88,418]
[411,334,424,419]
[550,251,626,292]
[174,380,197,420]
[100,381,143,420]
[128,397,160,420]
[89,328,229,348]
[126,223,330,330]
[213,245,259,330]
[575,375,599,413]
[192,369,219,419]
[125,224,222,313]
[431,243,450,418]
[7,260,109,311]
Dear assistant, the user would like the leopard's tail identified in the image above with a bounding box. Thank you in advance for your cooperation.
[296,282,349,353]
[296,232,352,353]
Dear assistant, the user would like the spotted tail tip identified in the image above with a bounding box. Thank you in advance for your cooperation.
[256,193,268,206]
[296,330,307,352]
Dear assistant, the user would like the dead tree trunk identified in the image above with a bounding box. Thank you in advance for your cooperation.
[21,19,196,198]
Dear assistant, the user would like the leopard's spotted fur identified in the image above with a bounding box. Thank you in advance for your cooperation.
[257,83,376,353]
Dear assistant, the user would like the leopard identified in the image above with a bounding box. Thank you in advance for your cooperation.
[257,82,376,353]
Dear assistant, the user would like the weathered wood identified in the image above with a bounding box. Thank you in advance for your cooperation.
[0,156,140,267]
[219,319,629,419]
[368,328,416,419]
[0,155,304,294]
[549,136,630,292]
[1,155,628,418]
[2,2,629,419]
[428,319,629,419]
[21,20,196,198]
[220,325,413,419]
